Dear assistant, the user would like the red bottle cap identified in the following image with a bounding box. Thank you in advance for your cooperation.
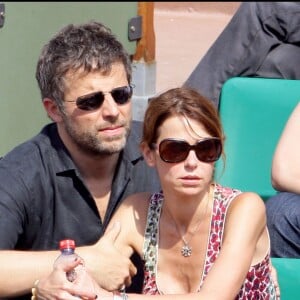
[59,239,75,250]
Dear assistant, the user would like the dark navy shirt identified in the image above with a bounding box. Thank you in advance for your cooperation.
[0,121,160,298]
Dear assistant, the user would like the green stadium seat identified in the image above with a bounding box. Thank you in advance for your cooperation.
[271,257,300,300]
[214,77,300,201]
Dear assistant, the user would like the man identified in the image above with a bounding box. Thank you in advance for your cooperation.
[0,21,160,299]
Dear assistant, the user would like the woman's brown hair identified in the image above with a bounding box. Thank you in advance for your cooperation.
[142,87,225,153]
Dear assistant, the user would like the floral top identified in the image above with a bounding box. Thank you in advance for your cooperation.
[142,183,277,299]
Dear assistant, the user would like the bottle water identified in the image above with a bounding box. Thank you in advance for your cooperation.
[53,239,81,282]
[54,239,95,294]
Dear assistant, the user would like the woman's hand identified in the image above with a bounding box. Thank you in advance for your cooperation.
[270,264,281,299]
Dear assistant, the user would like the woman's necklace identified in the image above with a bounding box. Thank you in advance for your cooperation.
[172,185,213,257]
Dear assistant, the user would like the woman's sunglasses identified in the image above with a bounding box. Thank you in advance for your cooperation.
[153,138,222,163]
[65,85,133,111]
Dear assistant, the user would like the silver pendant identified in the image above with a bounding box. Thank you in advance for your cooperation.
[181,244,192,257]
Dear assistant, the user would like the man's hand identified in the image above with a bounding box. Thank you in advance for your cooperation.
[85,222,137,291]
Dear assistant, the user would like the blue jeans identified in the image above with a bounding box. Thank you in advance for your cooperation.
[266,192,300,258]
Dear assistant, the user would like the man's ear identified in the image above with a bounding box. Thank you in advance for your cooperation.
[42,98,63,122]
[140,142,156,167]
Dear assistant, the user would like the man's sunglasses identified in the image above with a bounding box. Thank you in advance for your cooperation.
[153,138,222,163]
[65,85,133,111]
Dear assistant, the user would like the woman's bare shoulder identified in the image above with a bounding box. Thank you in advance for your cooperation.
[228,191,266,222]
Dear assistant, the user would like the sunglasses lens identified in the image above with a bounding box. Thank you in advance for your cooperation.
[196,139,222,162]
[158,138,222,163]
[111,86,133,104]
[75,86,132,111]
[159,140,189,163]
[76,93,104,111]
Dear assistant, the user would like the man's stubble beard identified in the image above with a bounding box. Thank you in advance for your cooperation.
[62,116,131,156]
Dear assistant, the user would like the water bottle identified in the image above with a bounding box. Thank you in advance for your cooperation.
[54,239,95,293]
[54,239,82,282]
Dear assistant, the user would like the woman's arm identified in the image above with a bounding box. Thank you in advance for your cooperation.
[197,192,267,299]
[271,102,300,193]
[105,192,150,257]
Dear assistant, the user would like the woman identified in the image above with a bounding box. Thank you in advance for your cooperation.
[36,87,278,299]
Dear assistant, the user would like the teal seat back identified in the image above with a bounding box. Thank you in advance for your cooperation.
[271,258,300,300]
[214,77,300,200]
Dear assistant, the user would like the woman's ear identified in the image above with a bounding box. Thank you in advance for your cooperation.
[43,98,63,122]
[140,142,156,167]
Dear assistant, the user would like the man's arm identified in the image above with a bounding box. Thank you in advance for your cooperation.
[0,250,59,297]
[0,224,136,297]
[271,102,300,193]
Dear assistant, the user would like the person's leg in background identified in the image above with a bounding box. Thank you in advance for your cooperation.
[184,2,300,107]
[266,192,300,258]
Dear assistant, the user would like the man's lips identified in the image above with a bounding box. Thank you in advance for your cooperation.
[99,125,124,136]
